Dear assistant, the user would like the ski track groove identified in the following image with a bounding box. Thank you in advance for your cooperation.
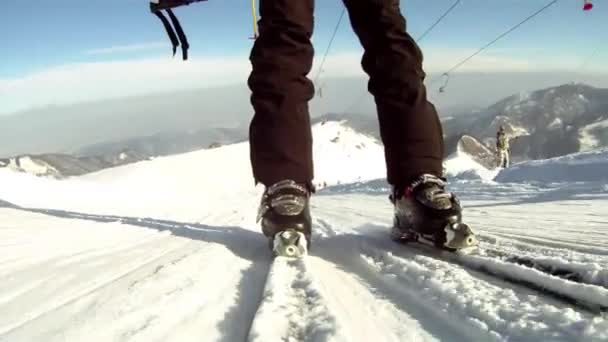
[0,218,176,279]
[216,245,271,342]
[1,240,256,342]
[358,241,602,341]
[0,239,192,337]
[0,276,54,306]
[484,232,608,255]
[113,243,247,342]
[457,252,608,313]
[480,246,608,289]
[477,234,608,265]
[313,235,479,342]
[247,256,341,342]
[0,230,177,301]
[316,208,608,341]
[1,177,607,341]
[362,223,608,313]
[305,254,452,342]
[387,232,608,313]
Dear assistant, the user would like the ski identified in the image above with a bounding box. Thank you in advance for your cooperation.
[392,233,608,314]
[390,221,479,253]
[479,247,608,289]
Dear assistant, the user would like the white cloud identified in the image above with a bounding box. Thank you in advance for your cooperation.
[1,47,603,115]
[421,46,603,74]
[0,53,365,115]
[84,42,167,55]
[311,48,590,78]
[424,49,532,72]
[0,56,253,114]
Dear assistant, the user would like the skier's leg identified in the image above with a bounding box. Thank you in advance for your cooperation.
[343,0,475,250]
[248,0,315,186]
[248,0,315,255]
[342,0,443,187]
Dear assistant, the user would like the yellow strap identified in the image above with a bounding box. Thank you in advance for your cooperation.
[251,0,259,38]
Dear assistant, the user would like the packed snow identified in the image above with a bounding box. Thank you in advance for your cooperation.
[495,148,608,183]
[443,152,500,182]
[1,121,607,341]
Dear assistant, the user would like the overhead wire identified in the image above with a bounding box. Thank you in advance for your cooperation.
[417,0,462,42]
[429,0,559,90]
[576,6,601,82]
[340,0,462,111]
[313,7,347,88]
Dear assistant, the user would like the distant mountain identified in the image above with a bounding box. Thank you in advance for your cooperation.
[0,84,253,157]
[77,127,246,159]
[6,82,607,179]
[0,125,247,178]
[311,113,380,140]
[0,151,146,178]
[312,108,483,139]
[316,83,608,164]
[443,83,608,161]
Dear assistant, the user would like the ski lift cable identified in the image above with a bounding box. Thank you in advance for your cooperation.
[430,0,559,88]
[572,1,599,83]
[575,42,603,85]
[581,45,601,69]
[417,0,462,42]
[319,0,459,89]
[340,1,463,111]
[577,8,601,73]
[313,7,347,87]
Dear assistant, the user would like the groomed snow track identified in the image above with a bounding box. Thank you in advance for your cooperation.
[1,189,607,342]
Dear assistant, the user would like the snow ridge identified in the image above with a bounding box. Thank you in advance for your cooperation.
[497,253,608,289]
[458,251,608,313]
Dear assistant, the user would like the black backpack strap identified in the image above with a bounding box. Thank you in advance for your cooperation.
[166,9,190,60]
[153,10,180,57]
[150,0,208,61]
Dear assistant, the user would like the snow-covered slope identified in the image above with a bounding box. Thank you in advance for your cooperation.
[0,121,385,218]
[1,121,607,341]
[444,83,608,160]
[0,151,147,179]
[444,145,608,185]
[495,148,608,183]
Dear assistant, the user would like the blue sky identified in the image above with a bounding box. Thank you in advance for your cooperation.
[1,0,607,113]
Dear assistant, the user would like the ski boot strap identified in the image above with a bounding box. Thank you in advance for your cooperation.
[390,174,446,203]
[257,180,311,222]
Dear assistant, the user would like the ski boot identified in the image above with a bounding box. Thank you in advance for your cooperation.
[257,180,312,258]
[390,174,478,251]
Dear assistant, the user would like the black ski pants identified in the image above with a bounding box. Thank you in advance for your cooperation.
[248,0,444,188]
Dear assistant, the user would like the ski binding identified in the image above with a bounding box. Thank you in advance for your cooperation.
[392,221,478,252]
